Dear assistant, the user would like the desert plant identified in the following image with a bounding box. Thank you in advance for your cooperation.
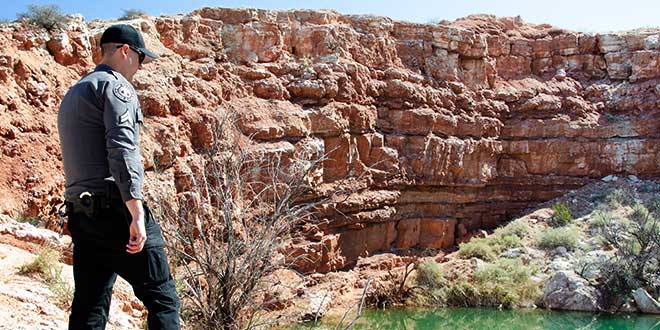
[471,258,540,308]
[648,197,660,213]
[18,247,73,308]
[549,203,573,227]
[415,261,444,289]
[16,4,68,31]
[365,261,415,308]
[490,234,522,251]
[458,238,496,261]
[441,259,540,308]
[442,279,480,307]
[119,8,147,20]
[152,111,332,330]
[18,248,59,276]
[605,188,634,209]
[458,232,522,262]
[596,203,660,308]
[588,210,612,229]
[537,226,579,250]
[493,219,529,239]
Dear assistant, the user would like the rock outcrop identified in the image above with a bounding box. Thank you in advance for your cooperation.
[542,271,602,312]
[632,288,660,314]
[0,9,659,272]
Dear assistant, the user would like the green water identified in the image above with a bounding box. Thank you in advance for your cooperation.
[291,308,660,330]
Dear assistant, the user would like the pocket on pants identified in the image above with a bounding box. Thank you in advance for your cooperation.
[146,247,171,284]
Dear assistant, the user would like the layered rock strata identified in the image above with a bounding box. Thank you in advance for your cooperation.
[0,9,658,272]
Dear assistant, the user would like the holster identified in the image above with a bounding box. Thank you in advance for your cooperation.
[65,183,123,218]
[65,194,99,218]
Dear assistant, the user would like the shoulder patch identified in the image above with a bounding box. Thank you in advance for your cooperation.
[112,83,134,103]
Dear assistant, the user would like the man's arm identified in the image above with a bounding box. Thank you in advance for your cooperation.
[102,80,147,254]
[125,198,146,254]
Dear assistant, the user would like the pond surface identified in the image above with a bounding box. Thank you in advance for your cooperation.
[290,307,660,330]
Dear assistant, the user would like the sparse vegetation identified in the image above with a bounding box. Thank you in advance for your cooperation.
[490,234,522,251]
[16,4,68,31]
[442,259,540,308]
[365,262,416,308]
[596,203,660,308]
[550,203,573,227]
[537,226,580,250]
[118,8,147,20]
[606,188,634,209]
[458,228,523,262]
[15,213,44,227]
[18,248,73,309]
[588,210,617,231]
[415,261,444,289]
[648,197,660,213]
[153,111,333,330]
[458,238,497,261]
[493,219,529,239]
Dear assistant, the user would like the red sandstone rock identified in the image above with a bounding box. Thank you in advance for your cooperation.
[0,9,659,274]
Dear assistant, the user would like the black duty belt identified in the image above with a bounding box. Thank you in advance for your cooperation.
[63,183,123,218]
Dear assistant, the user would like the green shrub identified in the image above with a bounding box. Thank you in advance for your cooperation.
[595,203,660,308]
[494,219,529,238]
[459,231,522,261]
[16,4,68,31]
[441,259,540,308]
[473,258,535,284]
[648,197,660,213]
[442,280,480,307]
[550,203,573,227]
[589,210,613,229]
[458,238,496,261]
[490,234,522,251]
[537,226,579,250]
[416,261,444,289]
[606,188,634,209]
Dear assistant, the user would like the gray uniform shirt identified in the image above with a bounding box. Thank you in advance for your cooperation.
[58,64,144,202]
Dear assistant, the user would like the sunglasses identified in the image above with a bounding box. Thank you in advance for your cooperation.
[116,44,145,64]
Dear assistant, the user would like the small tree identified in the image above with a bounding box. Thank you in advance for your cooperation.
[119,8,147,20]
[549,203,573,227]
[17,4,68,31]
[154,111,329,330]
[597,204,660,308]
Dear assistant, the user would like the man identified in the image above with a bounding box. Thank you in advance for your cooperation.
[57,24,180,330]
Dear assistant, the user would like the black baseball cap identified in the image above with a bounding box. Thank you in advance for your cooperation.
[100,24,158,64]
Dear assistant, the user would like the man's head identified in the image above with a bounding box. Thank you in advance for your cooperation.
[99,24,158,82]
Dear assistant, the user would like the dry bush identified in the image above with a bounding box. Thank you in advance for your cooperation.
[17,4,68,31]
[364,261,415,308]
[153,111,330,330]
[119,8,147,20]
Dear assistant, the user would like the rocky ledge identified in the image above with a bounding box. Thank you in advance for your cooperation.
[0,8,658,273]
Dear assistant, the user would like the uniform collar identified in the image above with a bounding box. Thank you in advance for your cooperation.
[94,63,114,72]
[94,64,122,80]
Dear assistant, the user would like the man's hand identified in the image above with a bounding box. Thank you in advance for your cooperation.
[125,199,146,254]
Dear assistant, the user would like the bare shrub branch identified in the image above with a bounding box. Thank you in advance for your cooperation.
[152,109,331,330]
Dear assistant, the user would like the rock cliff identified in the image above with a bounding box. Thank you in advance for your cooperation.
[0,8,658,272]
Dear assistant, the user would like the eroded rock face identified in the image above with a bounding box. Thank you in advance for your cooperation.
[0,9,659,272]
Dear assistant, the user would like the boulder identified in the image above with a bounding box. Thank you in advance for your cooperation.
[632,288,660,314]
[542,271,601,312]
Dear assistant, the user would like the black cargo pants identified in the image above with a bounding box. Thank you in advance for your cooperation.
[66,195,180,330]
